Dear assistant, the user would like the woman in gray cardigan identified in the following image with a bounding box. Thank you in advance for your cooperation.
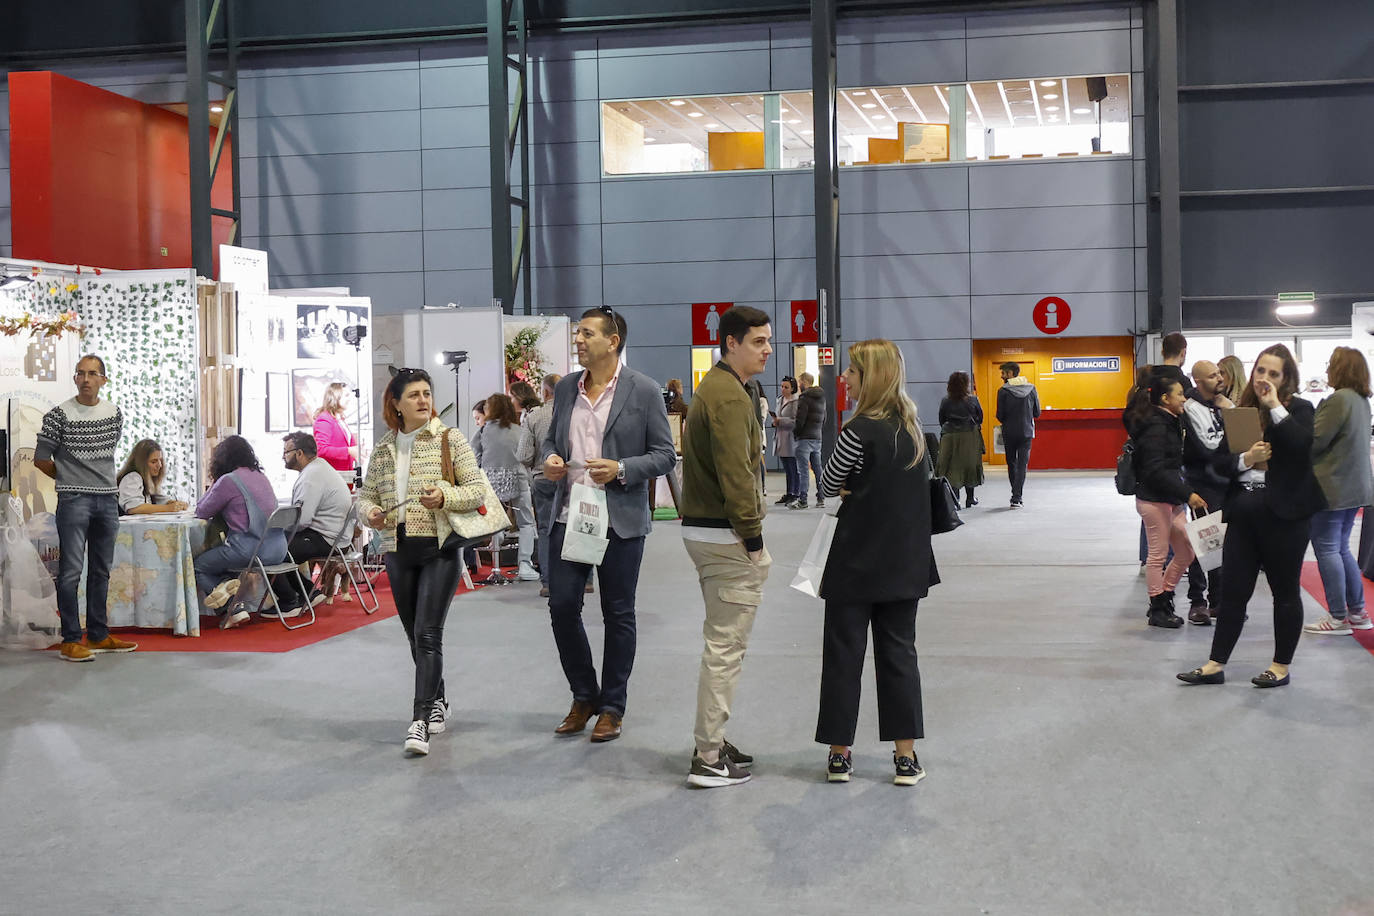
[1305,347,1374,635]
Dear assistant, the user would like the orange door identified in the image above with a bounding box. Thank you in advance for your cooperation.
[982,361,1036,466]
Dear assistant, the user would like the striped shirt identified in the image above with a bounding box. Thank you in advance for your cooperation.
[819,427,865,498]
[34,398,123,495]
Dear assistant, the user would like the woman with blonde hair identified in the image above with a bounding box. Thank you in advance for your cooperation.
[814,339,940,786]
[1303,346,1374,635]
[116,439,187,515]
[313,381,359,476]
[1218,355,1246,405]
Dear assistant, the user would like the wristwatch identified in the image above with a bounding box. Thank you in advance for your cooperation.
[616,460,627,483]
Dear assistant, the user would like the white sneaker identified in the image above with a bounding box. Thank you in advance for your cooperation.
[1348,612,1373,630]
[219,604,251,629]
[427,699,450,734]
[1303,613,1352,635]
[205,578,241,610]
[404,719,430,756]
[517,563,540,582]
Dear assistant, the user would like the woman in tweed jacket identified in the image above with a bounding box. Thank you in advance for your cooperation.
[360,368,485,757]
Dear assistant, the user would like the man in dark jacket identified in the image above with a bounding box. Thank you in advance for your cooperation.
[1180,360,1232,624]
[995,362,1040,508]
[790,372,827,509]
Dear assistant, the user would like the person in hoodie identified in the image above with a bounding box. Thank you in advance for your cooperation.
[791,372,828,509]
[995,362,1041,508]
[1125,373,1210,628]
[1180,360,1233,625]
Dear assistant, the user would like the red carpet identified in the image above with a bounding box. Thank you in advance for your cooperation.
[1299,561,1374,657]
[91,569,486,653]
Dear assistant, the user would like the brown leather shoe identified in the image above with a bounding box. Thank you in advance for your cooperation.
[554,700,595,736]
[590,711,622,743]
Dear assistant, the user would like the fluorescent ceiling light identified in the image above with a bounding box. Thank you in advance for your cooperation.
[670,100,686,106]
[643,137,656,143]
[852,90,867,96]
[779,108,789,114]
[872,115,886,120]
[1042,93,1059,100]
[1040,80,1057,87]
[1073,107,1092,114]
[210,104,224,113]
[704,123,719,128]
[862,103,877,109]
[1044,106,1060,112]
[1275,303,1316,317]
[688,111,703,117]
[788,119,801,124]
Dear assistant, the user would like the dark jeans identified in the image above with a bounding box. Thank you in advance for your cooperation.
[546,522,645,717]
[816,597,924,746]
[531,476,558,586]
[780,456,800,498]
[1004,437,1032,501]
[1209,489,1309,666]
[272,528,333,607]
[55,493,120,644]
[1186,492,1223,608]
[385,527,464,721]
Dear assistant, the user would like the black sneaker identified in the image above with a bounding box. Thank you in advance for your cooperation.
[428,698,450,734]
[827,750,853,783]
[894,753,926,786]
[687,750,751,788]
[774,494,793,505]
[788,498,808,510]
[722,739,753,769]
[815,499,825,509]
[404,719,429,756]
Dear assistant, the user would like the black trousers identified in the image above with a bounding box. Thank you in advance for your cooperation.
[271,528,333,606]
[815,598,924,746]
[1004,437,1031,501]
[384,526,464,720]
[1209,489,1308,666]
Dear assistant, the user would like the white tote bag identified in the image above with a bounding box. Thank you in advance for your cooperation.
[561,481,610,566]
[789,512,838,598]
[1185,509,1227,571]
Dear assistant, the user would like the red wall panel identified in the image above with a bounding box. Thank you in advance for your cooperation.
[8,71,234,273]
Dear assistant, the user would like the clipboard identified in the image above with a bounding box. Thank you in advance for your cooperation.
[1221,407,1267,469]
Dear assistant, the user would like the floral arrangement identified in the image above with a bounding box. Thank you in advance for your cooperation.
[0,308,85,339]
[505,320,550,385]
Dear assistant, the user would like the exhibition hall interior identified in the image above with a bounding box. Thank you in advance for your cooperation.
[1,1,1371,913]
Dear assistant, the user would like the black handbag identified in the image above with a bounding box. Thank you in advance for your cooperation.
[1114,439,1136,496]
[930,476,963,534]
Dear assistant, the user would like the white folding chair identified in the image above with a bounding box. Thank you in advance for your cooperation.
[320,502,380,615]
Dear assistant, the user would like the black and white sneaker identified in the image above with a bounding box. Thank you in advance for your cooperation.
[827,750,853,783]
[427,698,450,734]
[404,719,429,756]
[893,753,926,786]
[721,739,753,769]
[687,750,751,788]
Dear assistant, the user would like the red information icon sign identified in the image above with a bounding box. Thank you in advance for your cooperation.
[1032,296,1071,335]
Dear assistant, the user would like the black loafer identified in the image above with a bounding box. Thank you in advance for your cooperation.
[1177,667,1224,685]
[1251,670,1290,688]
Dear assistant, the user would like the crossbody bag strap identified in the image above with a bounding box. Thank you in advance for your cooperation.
[440,427,454,484]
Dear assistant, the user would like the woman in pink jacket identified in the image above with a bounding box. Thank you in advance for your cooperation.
[312,382,359,476]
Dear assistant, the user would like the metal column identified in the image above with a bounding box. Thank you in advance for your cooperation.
[186,0,241,278]
[488,0,531,316]
[811,0,840,462]
[1156,0,1182,333]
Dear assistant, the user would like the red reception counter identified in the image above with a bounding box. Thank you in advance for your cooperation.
[1027,409,1125,470]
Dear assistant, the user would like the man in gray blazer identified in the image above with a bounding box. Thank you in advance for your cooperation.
[541,306,677,742]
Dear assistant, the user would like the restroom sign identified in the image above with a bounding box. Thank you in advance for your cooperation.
[790,299,819,343]
[1052,356,1120,373]
[691,302,733,346]
[1032,296,1071,335]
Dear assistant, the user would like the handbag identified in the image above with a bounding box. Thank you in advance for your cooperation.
[789,512,838,597]
[439,430,509,543]
[1114,439,1136,495]
[930,475,963,534]
[485,466,522,503]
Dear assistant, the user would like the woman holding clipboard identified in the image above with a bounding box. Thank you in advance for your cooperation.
[1178,344,1326,688]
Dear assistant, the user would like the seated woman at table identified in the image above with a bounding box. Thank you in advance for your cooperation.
[116,439,188,515]
[194,435,287,629]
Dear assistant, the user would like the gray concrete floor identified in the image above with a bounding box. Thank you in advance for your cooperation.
[4,469,1374,915]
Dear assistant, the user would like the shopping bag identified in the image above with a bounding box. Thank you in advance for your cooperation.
[561,482,610,565]
[789,512,838,598]
[993,426,1006,455]
[0,494,61,650]
[1185,509,1226,571]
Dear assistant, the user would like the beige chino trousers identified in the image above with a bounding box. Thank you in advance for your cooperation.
[685,539,772,753]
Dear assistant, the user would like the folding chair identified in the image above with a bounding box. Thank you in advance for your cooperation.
[231,505,316,631]
[320,502,380,615]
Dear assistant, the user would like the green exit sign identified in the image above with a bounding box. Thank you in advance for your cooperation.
[1277,291,1314,302]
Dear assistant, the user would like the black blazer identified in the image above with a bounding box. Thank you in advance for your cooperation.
[1215,397,1326,521]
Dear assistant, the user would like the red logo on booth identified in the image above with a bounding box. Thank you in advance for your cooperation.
[692,302,733,346]
[1032,296,1070,335]
[790,299,819,343]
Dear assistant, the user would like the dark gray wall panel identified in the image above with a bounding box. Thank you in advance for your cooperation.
[967,29,1131,82]
[1180,92,1374,190]
[895,338,973,383]
[596,28,769,58]
[531,224,602,268]
[529,100,601,145]
[970,248,1135,295]
[601,175,772,222]
[842,297,972,341]
[607,301,693,347]
[774,258,817,300]
[972,291,1135,338]
[531,266,603,310]
[240,111,421,157]
[418,40,486,67]
[965,7,1131,37]
[243,191,423,237]
[603,260,774,305]
[240,151,422,198]
[1181,0,1374,85]
[263,231,423,276]
[839,15,967,44]
[969,160,1133,210]
[418,65,488,110]
[418,106,488,150]
[842,252,971,299]
[624,345,691,387]
[421,147,502,190]
[422,189,493,230]
[770,173,814,218]
[907,382,949,430]
[602,217,773,265]
[844,210,971,256]
[838,167,971,216]
[239,69,420,118]
[533,183,601,228]
[969,204,1134,252]
[771,38,966,93]
[772,215,813,259]
[271,272,424,313]
[530,142,603,186]
[422,228,494,271]
[423,268,495,309]
[531,57,600,103]
[597,50,771,100]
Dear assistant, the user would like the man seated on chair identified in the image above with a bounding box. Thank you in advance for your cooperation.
[272,432,352,618]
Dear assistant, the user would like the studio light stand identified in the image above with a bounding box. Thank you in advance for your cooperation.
[343,324,367,489]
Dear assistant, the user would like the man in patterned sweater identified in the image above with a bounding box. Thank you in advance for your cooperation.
[34,354,138,661]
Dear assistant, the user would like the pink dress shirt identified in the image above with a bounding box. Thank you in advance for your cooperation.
[313,411,357,474]
[560,363,621,521]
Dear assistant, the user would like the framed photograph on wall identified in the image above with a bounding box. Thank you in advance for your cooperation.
[266,372,290,432]
[293,368,360,429]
